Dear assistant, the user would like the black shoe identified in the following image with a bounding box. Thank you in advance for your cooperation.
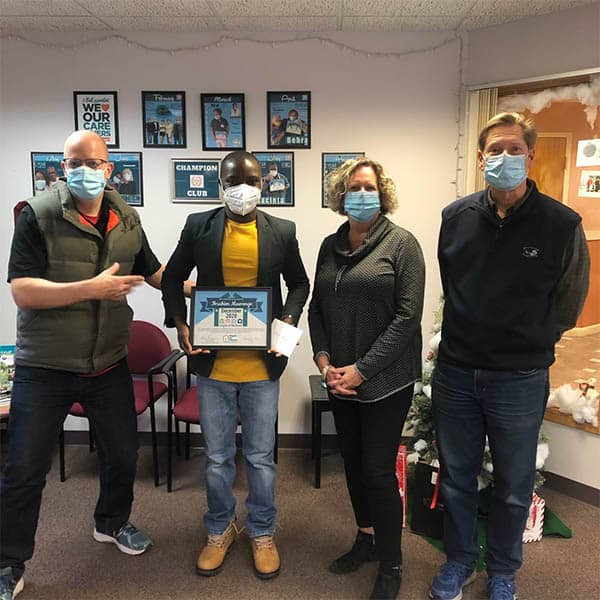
[328,530,377,574]
[370,566,402,600]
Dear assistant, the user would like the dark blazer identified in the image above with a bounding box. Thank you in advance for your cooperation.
[162,207,309,380]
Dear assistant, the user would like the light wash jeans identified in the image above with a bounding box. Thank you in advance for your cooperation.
[196,377,279,538]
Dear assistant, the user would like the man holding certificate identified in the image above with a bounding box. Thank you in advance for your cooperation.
[162,151,309,580]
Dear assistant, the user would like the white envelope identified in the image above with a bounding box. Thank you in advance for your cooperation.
[270,319,303,357]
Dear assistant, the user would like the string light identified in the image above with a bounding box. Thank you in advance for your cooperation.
[0,32,460,60]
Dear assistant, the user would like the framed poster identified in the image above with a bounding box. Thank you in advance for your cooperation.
[201,93,246,151]
[190,287,272,350]
[109,152,143,206]
[253,151,294,207]
[579,170,600,198]
[171,158,220,203]
[267,91,311,149]
[322,152,365,208]
[30,152,63,195]
[142,91,186,148]
[576,139,600,167]
[73,91,119,147]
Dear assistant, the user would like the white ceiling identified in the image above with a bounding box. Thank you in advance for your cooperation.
[0,0,595,33]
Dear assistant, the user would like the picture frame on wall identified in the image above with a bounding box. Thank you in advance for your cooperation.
[267,91,311,149]
[31,152,63,196]
[109,152,143,207]
[201,93,246,151]
[253,151,294,207]
[322,152,365,208]
[578,170,600,198]
[171,158,221,203]
[73,91,119,148]
[142,91,187,148]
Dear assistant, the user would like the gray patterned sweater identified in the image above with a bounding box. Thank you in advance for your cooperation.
[308,215,425,402]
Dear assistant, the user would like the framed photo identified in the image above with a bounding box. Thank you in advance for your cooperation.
[578,170,600,198]
[171,158,220,203]
[190,287,272,350]
[253,151,294,207]
[73,91,119,147]
[109,152,143,207]
[576,139,600,167]
[31,152,63,195]
[142,91,186,148]
[322,152,365,208]
[201,93,246,151]
[267,91,311,149]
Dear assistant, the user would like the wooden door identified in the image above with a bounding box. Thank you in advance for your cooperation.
[528,136,567,202]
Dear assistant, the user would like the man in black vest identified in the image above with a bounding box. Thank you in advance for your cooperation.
[0,131,166,600]
[429,113,590,600]
[162,150,309,581]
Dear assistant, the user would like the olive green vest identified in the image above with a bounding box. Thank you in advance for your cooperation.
[15,181,143,373]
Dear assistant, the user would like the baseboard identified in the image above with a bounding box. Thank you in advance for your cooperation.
[62,430,341,450]
[543,471,600,507]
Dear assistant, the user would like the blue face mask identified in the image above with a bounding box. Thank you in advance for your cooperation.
[66,166,106,201]
[344,191,381,223]
[484,153,527,191]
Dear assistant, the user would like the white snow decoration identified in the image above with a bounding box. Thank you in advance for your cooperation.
[428,331,442,354]
[414,381,423,394]
[535,443,550,470]
[422,384,432,399]
[549,380,599,427]
[414,439,428,453]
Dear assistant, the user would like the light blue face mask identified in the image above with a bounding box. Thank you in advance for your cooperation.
[66,166,106,201]
[484,153,527,191]
[344,191,381,223]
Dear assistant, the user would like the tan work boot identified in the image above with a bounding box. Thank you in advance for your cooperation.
[251,535,281,580]
[196,519,240,576]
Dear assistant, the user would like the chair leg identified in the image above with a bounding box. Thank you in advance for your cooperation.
[88,425,94,453]
[167,405,173,493]
[59,426,66,482]
[149,404,159,487]
[185,423,190,460]
[315,404,323,489]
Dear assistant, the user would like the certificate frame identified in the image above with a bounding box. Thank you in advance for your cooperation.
[201,93,246,151]
[171,158,221,203]
[73,91,119,148]
[190,287,272,350]
[142,91,187,148]
[267,91,311,149]
[253,151,295,207]
[322,152,365,208]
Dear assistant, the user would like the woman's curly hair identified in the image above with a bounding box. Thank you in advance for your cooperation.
[325,157,398,215]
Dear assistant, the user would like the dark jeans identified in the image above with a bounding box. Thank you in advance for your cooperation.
[330,385,413,565]
[432,361,549,577]
[0,360,138,576]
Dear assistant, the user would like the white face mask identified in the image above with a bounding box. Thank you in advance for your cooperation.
[223,183,260,216]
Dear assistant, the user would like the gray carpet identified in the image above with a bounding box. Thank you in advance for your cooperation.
[11,446,600,599]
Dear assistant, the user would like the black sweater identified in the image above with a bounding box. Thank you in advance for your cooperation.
[309,216,425,402]
[438,180,589,370]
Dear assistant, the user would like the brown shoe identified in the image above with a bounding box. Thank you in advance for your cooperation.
[251,535,281,580]
[196,519,240,576]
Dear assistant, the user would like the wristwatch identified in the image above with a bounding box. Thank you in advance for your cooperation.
[321,364,331,382]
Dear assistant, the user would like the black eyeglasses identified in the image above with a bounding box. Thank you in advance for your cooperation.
[63,158,109,170]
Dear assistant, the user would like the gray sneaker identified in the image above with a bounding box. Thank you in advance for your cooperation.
[93,522,152,555]
[0,567,24,600]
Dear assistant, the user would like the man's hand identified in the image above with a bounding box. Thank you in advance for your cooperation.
[89,262,144,301]
[175,321,210,356]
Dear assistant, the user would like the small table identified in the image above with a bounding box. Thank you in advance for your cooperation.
[309,374,332,489]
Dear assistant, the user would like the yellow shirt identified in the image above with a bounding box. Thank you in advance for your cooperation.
[210,218,270,382]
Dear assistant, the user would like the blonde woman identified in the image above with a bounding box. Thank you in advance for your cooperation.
[309,158,425,600]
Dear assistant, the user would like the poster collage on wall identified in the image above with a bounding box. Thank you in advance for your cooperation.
[31,90,365,209]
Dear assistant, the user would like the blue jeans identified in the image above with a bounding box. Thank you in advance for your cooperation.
[432,361,549,577]
[196,377,279,538]
[0,360,138,576]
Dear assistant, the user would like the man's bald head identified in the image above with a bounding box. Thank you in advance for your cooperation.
[63,130,109,161]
